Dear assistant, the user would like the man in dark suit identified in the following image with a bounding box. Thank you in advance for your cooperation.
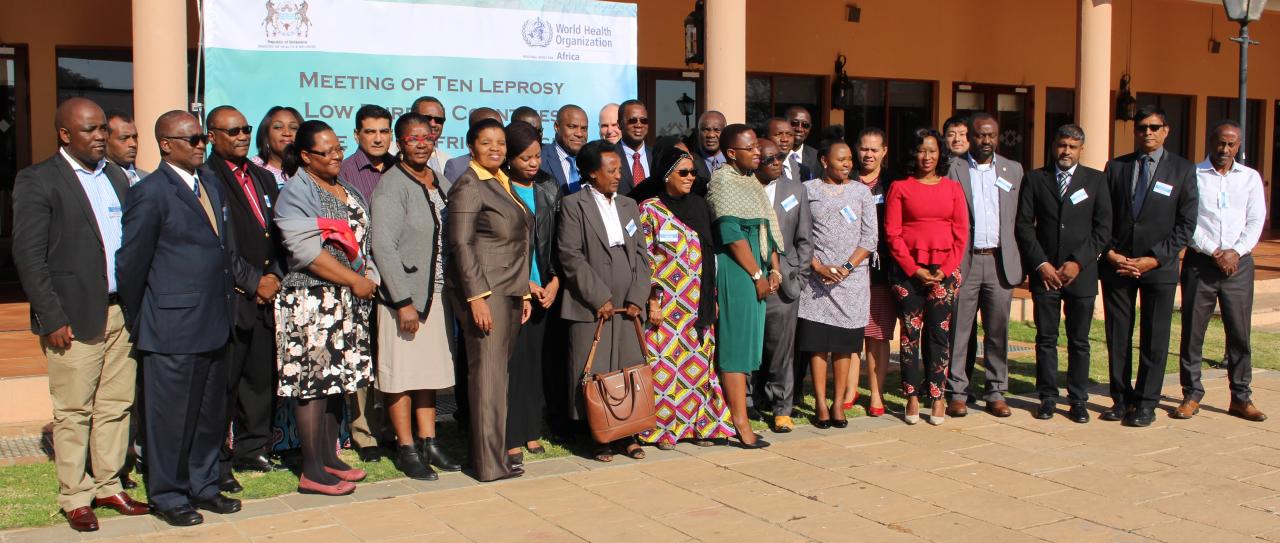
[117,110,240,526]
[689,110,726,195]
[785,106,822,179]
[541,104,588,194]
[201,106,286,492]
[750,137,812,432]
[615,99,651,196]
[1100,104,1199,427]
[106,111,149,185]
[13,97,150,532]
[763,117,811,182]
[946,112,1024,418]
[1014,124,1111,424]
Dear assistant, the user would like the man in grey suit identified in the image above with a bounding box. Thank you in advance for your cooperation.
[946,112,1024,418]
[106,112,148,184]
[763,118,811,183]
[786,106,822,179]
[750,137,812,432]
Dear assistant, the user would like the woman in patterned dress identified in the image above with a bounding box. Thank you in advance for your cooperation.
[273,120,379,495]
[638,149,734,450]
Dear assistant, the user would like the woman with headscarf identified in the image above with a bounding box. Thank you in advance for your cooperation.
[707,124,783,449]
[636,149,734,450]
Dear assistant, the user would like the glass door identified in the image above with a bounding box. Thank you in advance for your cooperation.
[953,83,1034,167]
[638,68,704,144]
[0,46,30,281]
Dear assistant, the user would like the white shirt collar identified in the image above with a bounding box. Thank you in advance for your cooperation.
[165,161,200,191]
[1197,158,1245,175]
[1055,164,1078,178]
[60,147,106,175]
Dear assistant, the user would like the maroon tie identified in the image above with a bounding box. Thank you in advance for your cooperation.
[632,151,646,185]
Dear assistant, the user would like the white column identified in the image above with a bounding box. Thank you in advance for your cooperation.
[133,0,189,171]
[1077,0,1112,168]
[705,0,746,123]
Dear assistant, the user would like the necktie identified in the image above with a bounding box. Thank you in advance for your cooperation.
[1133,156,1151,219]
[789,153,802,180]
[126,169,140,186]
[193,175,219,235]
[1057,171,1070,197]
[234,166,267,228]
[632,151,646,185]
[567,157,580,193]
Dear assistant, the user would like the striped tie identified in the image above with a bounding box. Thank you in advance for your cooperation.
[1057,171,1070,197]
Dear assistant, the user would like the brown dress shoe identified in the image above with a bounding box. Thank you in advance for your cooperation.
[946,400,969,418]
[1229,401,1268,422]
[986,400,1012,418]
[93,492,151,516]
[65,506,99,532]
[1170,399,1200,420]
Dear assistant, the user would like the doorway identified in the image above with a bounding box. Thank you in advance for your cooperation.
[953,83,1034,167]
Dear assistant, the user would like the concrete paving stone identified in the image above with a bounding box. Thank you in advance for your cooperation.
[81,538,141,543]
[1226,445,1280,469]
[233,508,342,537]
[654,505,808,542]
[326,496,448,540]
[429,497,581,542]
[1141,494,1280,536]
[2,526,85,543]
[80,515,157,541]
[140,524,251,543]
[836,461,974,499]
[765,436,880,469]
[922,487,1071,530]
[1138,467,1278,504]
[842,440,975,471]
[1165,413,1267,439]
[810,482,945,524]
[229,499,294,521]
[519,457,587,478]
[1024,489,1177,531]
[932,462,1071,498]
[698,479,839,523]
[676,444,781,466]
[406,484,497,510]
[1023,517,1160,543]
[587,475,721,517]
[545,504,691,542]
[871,424,992,452]
[1242,494,1280,515]
[560,463,649,488]
[1179,454,1279,481]
[637,459,754,491]
[1243,468,1280,492]
[1135,518,1262,543]
[346,480,416,501]
[959,423,1086,453]
[726,456,854,493]
[951,442,1084,476]
[398,471,479,493]
[249,525,360,543]
[782,511,929,543]
[276,491,354,511]
[1039,466,1186,504]
[371,530,470,543]
[892,512,1045,543]
[815,430,900,448]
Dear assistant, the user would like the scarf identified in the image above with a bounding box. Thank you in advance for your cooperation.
[657,189,717,328]
[706,166,785,254]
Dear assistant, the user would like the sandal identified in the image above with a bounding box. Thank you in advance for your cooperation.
[593,445,613,463]
[656,441,675,451]
[624,443,646,460]
[692,439,716,447]
[526,441,546,455]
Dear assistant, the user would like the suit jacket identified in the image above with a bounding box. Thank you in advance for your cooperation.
[530,170,563,281]
[769,177,813,301]
[1101,149,1199,285]
[796,144,823,181]
[689,147,719,197]
[12,153,130,337]
[540,142,576,194]
[616,141,653,197]
[200,153,284,329]
[445,168,533,302]
[1014,165,1112,297]
[443,153,472,183]
[116,162,234,354]
[782,161,813,185]
[556,188,649,322]
[947,154,1025,285]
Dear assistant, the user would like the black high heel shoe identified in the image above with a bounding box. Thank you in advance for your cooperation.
[812,403,832,429]
[830,402,849,429]
[733,433,771,449]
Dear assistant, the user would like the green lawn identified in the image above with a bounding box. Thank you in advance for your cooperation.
[2,318,1276,531]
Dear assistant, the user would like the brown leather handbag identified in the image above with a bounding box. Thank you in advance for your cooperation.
[580,309,656,444]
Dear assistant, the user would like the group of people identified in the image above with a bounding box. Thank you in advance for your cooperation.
[14,90,1266,533]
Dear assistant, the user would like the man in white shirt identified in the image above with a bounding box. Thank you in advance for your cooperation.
[1174,120,1267,422]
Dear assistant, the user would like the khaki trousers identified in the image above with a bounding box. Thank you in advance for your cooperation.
[44,304,136,511]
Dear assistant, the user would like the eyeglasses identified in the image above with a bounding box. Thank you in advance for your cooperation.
[422,114,446,125]
[210,125,253,137]
[671,168,696,178]
[401,135,432,147]
[1136,123,1165,133]
[161,134,208,146]
[790,119,812,129]
[303,146,345,159]
[760,152,788,166]
[625,116,649,126]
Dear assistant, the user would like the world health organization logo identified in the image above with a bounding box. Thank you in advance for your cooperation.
[522,17,553,47]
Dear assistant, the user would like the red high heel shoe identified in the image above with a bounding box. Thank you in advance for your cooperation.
[842,392,861,411]
[324,466,367,482]
[298,474,356,496]
[868,405,886,417]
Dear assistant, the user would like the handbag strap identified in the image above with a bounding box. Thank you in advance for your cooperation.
[580,308,647,381]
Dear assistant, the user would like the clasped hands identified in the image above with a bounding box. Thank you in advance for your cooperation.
[1036,261,1081,290]
[1106,250,1159,279]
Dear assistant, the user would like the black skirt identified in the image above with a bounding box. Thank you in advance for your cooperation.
[796,318,864,354]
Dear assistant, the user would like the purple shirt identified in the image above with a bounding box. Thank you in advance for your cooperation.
[339,149,397,203]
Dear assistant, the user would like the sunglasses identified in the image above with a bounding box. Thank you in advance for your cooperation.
[760,153,788,166]
[423,114,446,125]
[161,134,208,146]
[303,146,346,159]
[671,168,696,178]
[401,135,433,147]
[626,116,649,126]
[210,125,253,137]
[790,119,812,129]
[1136,123,1165,133]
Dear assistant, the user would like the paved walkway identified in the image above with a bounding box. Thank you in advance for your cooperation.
[6,370,1280,542]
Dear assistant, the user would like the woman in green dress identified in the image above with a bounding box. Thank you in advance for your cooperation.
[707,124,784,449]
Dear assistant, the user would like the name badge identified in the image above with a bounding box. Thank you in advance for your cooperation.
[780,194,798,212]
[874,194,885,205]
[222,207,229,222]
[657,229,679,243]
[1218,191,1229,209]
[996,178,1013,192]
[1069,189,1088,205]
[108,205,123,219]
[263,194,272,208]
[840,205,858,224]
[625,219,637,237]
[1152,181,1173,197]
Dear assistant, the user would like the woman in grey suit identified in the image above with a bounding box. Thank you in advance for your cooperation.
[370,113,463,481]
[446,118,533,482]
[558,140,651,463]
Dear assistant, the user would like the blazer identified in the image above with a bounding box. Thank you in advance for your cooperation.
[688,147,718,197]
[12,153,130,337]
[528,170,563,282]
[556,188,649,323]
[947,153,1025,285]
[443,153,472,183]
[371,164,452,314]
[797,144,823,181]
[200,153,285,329]
[1014,165,1112,297]
[116,162,234,354]
[1101,149,1199,285]
[445,167,533,302]
[769,177,814,301]
[540,142,575,193]
[616,141,653,197]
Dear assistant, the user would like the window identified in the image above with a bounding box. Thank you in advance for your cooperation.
[953,83,1034,167]
[844,78,934,170]
[0,45,30,271]
[746,74,824,147]
[1135,93,1192,159]
[1043,88,1075,165]
[638,68,703,142]
[1206,97,1263,167]
[56,48,203,118]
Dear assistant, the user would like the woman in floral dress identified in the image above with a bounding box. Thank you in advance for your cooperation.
[638,149,734,449]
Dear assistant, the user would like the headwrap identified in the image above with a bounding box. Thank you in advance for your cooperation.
[706,166,785,254]
[652,151,717,328]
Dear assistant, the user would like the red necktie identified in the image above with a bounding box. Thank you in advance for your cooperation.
[233,166,267,228]
[632,151,646,185]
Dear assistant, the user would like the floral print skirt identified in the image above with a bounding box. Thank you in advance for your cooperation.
[275,284,373,399]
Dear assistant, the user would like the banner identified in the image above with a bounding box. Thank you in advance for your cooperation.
[204,0,637,155]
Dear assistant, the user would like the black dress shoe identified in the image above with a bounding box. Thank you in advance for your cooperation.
[233,455,284,473]
[1122,408,1155,427]
[154,504,203,527]
[120,473,138,490]
[394,445,437,481]
[418,437,462,472]
[1099,404,1126,422]
[746,406,764,421]
[1034,401,1055,420]
[356,446,383,463]
[192,493,242,515]
[1068,403,1090,424]
[218,473,243,494]
[734,435,771,449]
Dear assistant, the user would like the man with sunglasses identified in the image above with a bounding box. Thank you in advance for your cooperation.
[785,106,823,179]
[410,96,450,179]
[1100,104,1198,428]
[117,110,239,526]
[689,110,726,194]
[200,106,287,490]
[615,99,651,196]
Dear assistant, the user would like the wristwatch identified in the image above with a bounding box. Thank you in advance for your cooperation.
[842,261,855,272]
[751,269,765,281]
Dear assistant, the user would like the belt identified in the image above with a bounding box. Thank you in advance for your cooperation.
[972,247,999,255]
[107,293,121,306]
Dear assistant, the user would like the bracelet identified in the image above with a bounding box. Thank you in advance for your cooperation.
[768,269,782,278]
